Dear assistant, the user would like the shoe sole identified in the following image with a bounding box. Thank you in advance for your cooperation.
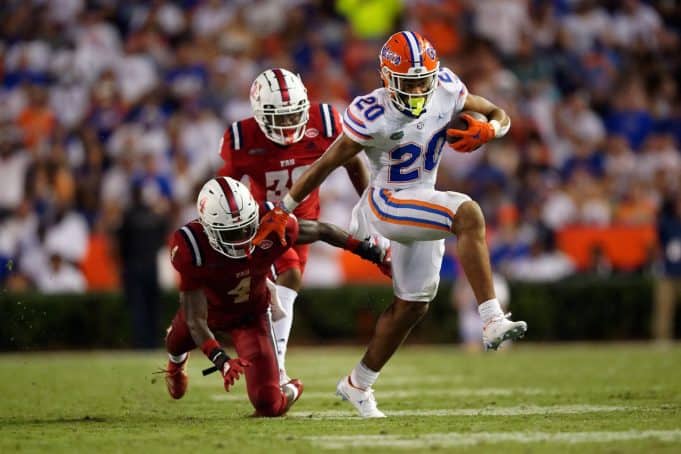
[484,323,527,351]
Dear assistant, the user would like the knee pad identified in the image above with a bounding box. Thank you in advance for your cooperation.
[253,385,285,417]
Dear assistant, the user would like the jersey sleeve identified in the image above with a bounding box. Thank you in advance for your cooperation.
[169,230,203,291]
[217,123,244,179]
[438,67,468,113]
[342,96,379,147]
[318,103,342,140]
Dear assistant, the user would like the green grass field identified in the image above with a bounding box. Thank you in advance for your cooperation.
[1,344,680,453]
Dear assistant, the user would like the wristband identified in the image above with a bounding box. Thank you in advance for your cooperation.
[489,119,510,138]
[281,194,299,213]
[200,338,220,357]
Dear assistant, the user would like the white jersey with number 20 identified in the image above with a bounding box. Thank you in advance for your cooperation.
[342,67,468,191]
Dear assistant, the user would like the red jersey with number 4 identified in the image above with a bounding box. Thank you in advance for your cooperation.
[218,103,341,221]
[169,217,299,326]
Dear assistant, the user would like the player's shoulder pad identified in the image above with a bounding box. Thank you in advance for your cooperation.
[225,119,257,152]
[437,67,468,99]
[170,223,205,270]
[342,89,385,143]
[313,102,341,138]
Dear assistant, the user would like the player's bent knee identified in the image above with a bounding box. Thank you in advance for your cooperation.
[395,298,430,320]
[452,200,486,236]
[253,385,286,417]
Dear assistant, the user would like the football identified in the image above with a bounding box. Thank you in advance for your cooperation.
[448,110,488,132]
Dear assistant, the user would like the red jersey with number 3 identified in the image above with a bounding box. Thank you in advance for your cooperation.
[169,217,299,326]
[218,103,341,221]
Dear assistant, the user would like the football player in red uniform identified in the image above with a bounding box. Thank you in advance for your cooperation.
[217,68,376,384]
[164,176,387,417]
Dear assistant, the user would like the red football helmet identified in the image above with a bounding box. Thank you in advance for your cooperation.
[379,31,440,117]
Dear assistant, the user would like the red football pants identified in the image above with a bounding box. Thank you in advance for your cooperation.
[166,309,288,417]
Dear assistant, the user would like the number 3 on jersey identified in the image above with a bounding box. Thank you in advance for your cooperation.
[389,127,447,182]
[265,165,311,201]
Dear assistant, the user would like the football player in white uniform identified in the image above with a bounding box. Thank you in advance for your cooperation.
[254,31,527,417]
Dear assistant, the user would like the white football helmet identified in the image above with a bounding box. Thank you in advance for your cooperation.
[250,68,310,145]
[197,177,259,259]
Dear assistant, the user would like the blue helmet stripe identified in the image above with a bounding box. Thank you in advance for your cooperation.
[402,31,421,67]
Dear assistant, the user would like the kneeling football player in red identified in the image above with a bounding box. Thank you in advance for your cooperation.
[163,176,389,416]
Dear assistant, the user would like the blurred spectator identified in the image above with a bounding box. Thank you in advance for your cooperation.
[116,183,169,349]
[336,0,403,40]
[35,250,86,294]
[505,231,576,282]
[653,195,681,342]
[0,1,678,295]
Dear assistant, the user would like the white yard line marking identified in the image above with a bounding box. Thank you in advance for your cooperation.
[195,375,463,388]
[288,404,634,420]
[211,387,547,401]
[306,429,681,449]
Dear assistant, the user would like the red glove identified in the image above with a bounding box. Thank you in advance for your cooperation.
[345,236,392,278]
[379,247,392,278]
[447,114,496,153]
[254,206,290,246]
[221,358,251,392]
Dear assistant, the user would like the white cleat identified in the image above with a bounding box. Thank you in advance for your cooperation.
[483,313,527,351]
[335,376,386,418]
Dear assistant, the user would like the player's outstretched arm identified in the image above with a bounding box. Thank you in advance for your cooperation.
[297,219,391,277]
[342,154,370,197]
[181,289,251,391]
[254,134,364,247]
[286,134,364,208]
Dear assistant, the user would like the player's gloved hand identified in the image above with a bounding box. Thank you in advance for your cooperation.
[254,205,290,246]
[346,236,392,277]
[447,114,495,153]
[220,358,251,392]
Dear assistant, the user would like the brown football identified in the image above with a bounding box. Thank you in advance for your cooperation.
[448,110,488,137]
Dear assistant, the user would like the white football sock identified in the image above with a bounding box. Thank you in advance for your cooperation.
[478,298,504,325]
[271,285,298,380]
[350,361,380,390]
[168,352,188,364]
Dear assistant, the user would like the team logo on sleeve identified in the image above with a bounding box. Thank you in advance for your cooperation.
[304,128,319,138]
[390,131,404,140]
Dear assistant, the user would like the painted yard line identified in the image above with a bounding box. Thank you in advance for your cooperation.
[194,375,463,388]
[288,404,634,420]
[306,429,681,449]
[211,387,547,401]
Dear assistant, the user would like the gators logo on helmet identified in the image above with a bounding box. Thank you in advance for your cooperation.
[379,31,440,117]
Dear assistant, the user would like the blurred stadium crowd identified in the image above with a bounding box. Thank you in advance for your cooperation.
[0,0,680,294]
